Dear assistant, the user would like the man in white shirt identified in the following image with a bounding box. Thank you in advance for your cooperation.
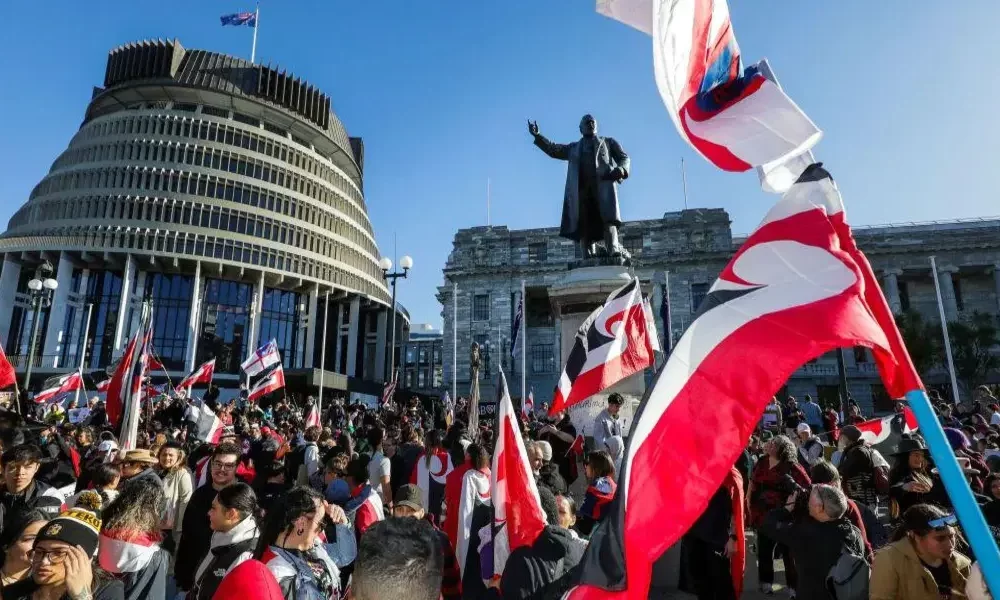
[592,393,625,451]
[989,403,1000,427]
[367,425,392,505]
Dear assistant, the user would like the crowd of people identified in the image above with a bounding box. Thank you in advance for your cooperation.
[0,381,996,600]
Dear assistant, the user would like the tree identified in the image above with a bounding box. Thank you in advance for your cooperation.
[894,311,940,377]
[945,312,1000,394]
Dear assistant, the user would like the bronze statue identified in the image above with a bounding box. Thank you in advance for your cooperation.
[529,115,631,259]
[468,342,481,437]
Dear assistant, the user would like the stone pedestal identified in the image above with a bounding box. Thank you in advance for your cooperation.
[548,265,648,437]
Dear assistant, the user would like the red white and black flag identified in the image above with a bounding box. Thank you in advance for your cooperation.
[107,303,154,451]
[248,364,285,403]
[34,371,84,404]
[175,359,216,393]
[304,403,320,429]
[381,373,397,409]
[565,165,922,599]
[551,277,660,414]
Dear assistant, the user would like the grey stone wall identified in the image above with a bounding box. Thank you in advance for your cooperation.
[439,211,1000,409]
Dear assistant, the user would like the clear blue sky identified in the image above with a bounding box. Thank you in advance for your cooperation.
[1,1,997,327]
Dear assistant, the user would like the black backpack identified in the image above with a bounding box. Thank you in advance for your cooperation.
[285,443,309,484]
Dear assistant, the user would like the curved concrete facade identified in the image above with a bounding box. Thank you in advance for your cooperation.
[0,39,402,390]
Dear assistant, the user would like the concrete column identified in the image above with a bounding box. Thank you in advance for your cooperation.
[43,253,75,366]
[994,263,1000,315]
[0,257,22,350]
[185,261,202,372]
[882,268,903,315]
[127,271,147,339]
[937,266,960,322]
[247,272,266,359]
[374,309,388,382]
[346,296,360,378]
[334,302,344,373]
[113,255,135,352]
[304,285,318,370]
[66,269,91,368]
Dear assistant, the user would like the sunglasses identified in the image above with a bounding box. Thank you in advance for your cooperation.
[928,513,959,528]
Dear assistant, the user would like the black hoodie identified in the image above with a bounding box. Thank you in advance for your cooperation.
[484,525,585,600]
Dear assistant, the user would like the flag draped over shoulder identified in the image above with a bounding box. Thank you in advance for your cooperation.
[598,0,820,190]
[551,277,659,414]
[565,164,923,599]
[491,368,546,578]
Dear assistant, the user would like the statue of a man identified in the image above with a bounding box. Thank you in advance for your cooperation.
[528,115,631,258]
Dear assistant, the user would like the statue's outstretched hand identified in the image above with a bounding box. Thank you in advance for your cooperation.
[528,120,540,137]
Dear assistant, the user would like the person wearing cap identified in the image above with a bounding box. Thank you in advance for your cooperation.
[393,484,461,600]
[592,393,624,454]
[795,423,825,468]
[2,494,125,600]
[837,425,881,508]
[887,437,940,517]
[870,503,971,600]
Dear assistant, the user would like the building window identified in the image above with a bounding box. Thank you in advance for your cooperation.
[418,370,426,389]
[531,344,554,374]
[197,279,252,374]
[899,281,910,312]
[145,273,193,371]
[82,270,125,370]
[853,347,869,364]
[690,282,710,313]
[419,347,428,364]
[406,346,416,365]
[259,288,302,369]
[473,294,490,322]
[623,234,643,258]
[528,242,547,263]
[953,278,964,312]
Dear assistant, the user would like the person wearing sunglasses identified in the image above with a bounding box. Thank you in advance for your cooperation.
[2,497,124,600]
[870,503,972,600]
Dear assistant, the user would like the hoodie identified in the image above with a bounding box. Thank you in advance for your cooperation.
[191,516,259,600]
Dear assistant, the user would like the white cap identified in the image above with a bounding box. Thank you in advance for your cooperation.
[796,423,812,434]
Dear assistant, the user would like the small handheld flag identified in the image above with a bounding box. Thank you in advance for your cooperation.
[242,340,280,377]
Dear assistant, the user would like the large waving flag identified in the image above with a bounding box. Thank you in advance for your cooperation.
[565,164,922,599]
[0,345,17,390]
[248,364,285,402]
[241,340,280,377]
[35,372,84,404]
[220,12,257,27]
[598,0,820,190]
[551,277,659,414]
[491,368,547,578]
[194,401,224,444]
[107,304,154,451]
[175,359,216,392]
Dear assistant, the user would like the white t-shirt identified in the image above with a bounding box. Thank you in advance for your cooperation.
[990,411,1000,427]
[368,451,391,498]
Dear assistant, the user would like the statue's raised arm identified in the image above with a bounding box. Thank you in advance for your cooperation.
[528,119,570,161]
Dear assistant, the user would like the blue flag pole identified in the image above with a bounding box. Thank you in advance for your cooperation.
[905,389,1000,595]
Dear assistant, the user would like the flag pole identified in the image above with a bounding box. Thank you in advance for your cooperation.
[929,256,962,404]
[74,302,94,409]
[520,280,526,406]
[906,388,1000,594]
[250,1,260,64]
[452,281,458,403]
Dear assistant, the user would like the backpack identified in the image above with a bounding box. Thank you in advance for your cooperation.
[826,550,870,600]
[285,443,309,484]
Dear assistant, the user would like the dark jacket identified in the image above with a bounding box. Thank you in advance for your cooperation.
[484,526,585,600]
[3,578,124,600]
[839,441,879,506]
[535,463,568,496]
[174,483,220,590]
[760,508,865,600]
[0,479,61,534]
[119,547,169,600]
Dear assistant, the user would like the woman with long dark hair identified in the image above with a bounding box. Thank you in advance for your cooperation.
[98,475,169,600]
[190,482,259,600]
[254,486,354,600]
[887,437,940,517]
[576,450,617,536]
[870,503,971,600]
[747,435,810,595]
[0,510,50,590]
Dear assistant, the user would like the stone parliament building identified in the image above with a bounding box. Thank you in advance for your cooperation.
[439,208,1000,419]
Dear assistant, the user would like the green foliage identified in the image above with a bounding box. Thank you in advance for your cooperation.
[894,311,940,377]
[945,311,1000,393]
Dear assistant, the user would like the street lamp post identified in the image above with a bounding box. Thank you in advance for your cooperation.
[380,255,413,381]
[23,261,59,405]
